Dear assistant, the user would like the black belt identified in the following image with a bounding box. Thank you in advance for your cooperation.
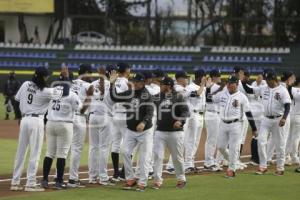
[206,110,219,114]
[222,119,239,124]
[266,115,282,119]
[193,110,204,115]
[22,114,41,118]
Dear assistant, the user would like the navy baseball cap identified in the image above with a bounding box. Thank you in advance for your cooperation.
[233,66,244,73]
[228,75,239,83]
[265,71,277,80]
[78,64,92,75]
[142,71,153,79]
[35,66,50,77]
[281,71,294,82]
[116,62,130,73]
[209,69,221,77]
[194,69,205,79]
[153,69,165,78]
[131,73,145,82]
[175,71,189,79]
[160,76,174,86]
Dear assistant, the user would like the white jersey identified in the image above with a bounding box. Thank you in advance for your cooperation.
[291,87,300,115]
[113,77,129,114]
[212,90,250,121]
[15,81,63,115]
[206,83,221,112]
[47,91,82,123]
[174,84,188,97]
[145,83,160,95]
[71,79,91,114]
[89,79,111,115]
[186,82,206,112]
[253,85,291,117]
[250,80,267,102]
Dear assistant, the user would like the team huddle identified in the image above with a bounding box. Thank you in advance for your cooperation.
[9,63,300,192]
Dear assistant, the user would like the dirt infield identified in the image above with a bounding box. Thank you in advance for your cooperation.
[0,119,254,198]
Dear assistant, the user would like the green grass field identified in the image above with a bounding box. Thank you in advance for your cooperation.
[1,168,300,200]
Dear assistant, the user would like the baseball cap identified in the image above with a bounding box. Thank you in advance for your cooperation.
[233,66,244,73]
[175,71,189,79]
[209,69,221,77]
[35,66,50,77]
[131,73,145,82]
[78,64,92,75]
[227,75,239,84]
[116,62,130,73]
[160,76,174,86]
[281,71,294,82]
[244,70,250,77]
[194,69,205,79]
[263,69,272,79]
[265,70,277,80]
[153,69,165,78]
[142,71,153,79]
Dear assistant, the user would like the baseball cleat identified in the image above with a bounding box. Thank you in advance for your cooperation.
[99,180,116,186]
[10,184,23,191]
[24,186,45,192]
[88,179,98,184]
[204,165,222,172]
[152,182,161,190]
[122,180,137,190]
[255,167,268,175]
[166,168,175,175]
[148,172,154,180]
[176,181,186,189]
[136,184,146,192]
[54,182,66,190]
[67,180,86,188]
[225,170,235,178]
[295,167,300,173]
[41,180,49,189]
[274,170,284,176]
[185,167,196,174]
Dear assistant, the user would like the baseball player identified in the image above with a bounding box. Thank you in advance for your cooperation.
[152,76,190,189]
[109,73,154,192]
[184,69,206,173]
[10,67,63,192]
[242,71,291,175]
[207,75,257,178]
[111,63,131,181]
[293,78,300,172]
[166,71,189,174]
[88,66,115,185]
[68,64,93,187]
[266,71,294,165]
[204,69,223,170]
[42,67,93,189]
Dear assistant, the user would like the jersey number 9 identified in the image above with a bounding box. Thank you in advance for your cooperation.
[27,94,33,104]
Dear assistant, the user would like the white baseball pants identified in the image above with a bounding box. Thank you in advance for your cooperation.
[258,117,288,171]
[217,121,242,171]
[184,112,204,169]
[11,116,44,187]
[204,111,220,167]
[46,121,73,159]
[111,113,127,154]
[69,114,87,181]
[88,114,112,182]
[153,131,186,184]
[287,115,300,163]
[122,128,152,186]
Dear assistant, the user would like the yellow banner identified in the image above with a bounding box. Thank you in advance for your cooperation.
[0,0,54,13]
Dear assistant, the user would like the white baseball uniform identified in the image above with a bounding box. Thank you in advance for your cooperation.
[46,91,82,159]
[204,83,221,167]
[111,77,129,154]
[253,84,291,171]
[286,87,300,164]
[184,82,206,169]
[11,81,63,187]
[212,89,251,171]
[266,82,291,163]
[69,79,91,181]
[88,79,112,182]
